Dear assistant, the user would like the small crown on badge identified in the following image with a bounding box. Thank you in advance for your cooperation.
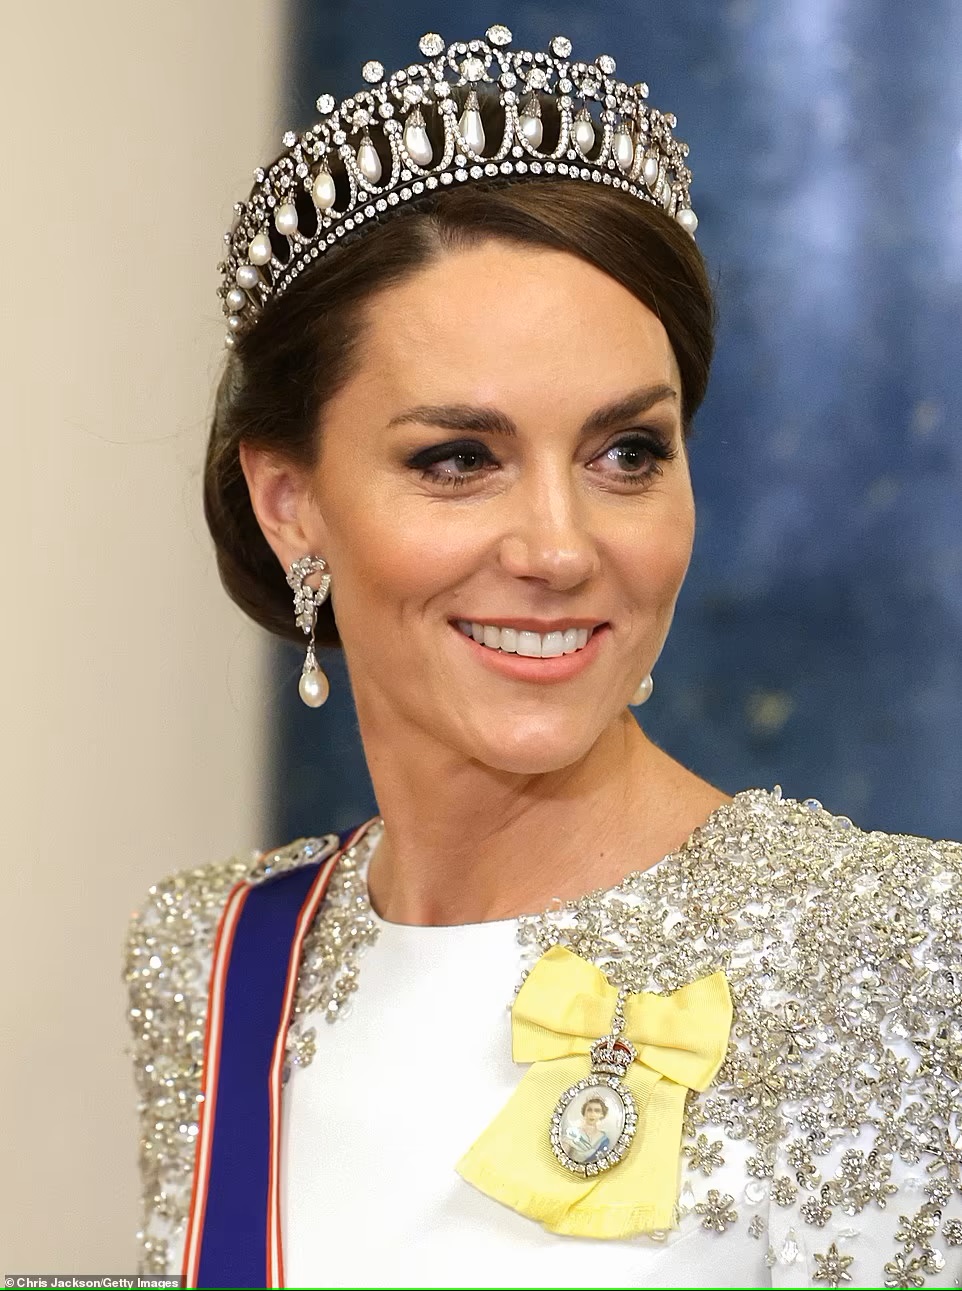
[590,1035,636,1076]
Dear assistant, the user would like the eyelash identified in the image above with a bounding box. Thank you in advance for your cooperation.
[410,432,677,490]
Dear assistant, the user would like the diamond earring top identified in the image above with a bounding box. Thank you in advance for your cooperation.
[218,25,697,348]
[287,555,332,708]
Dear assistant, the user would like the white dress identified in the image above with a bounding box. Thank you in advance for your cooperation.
[125,788,962,1287]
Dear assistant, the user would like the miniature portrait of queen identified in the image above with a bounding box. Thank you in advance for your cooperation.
[560,1091,621,1166]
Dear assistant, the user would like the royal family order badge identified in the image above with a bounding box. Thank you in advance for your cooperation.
[550,1021,639,1176]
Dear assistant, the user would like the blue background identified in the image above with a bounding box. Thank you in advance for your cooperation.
[266,0,962,846]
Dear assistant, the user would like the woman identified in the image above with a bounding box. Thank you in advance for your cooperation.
[562,1096,614,1166]
[125,25,962,1289]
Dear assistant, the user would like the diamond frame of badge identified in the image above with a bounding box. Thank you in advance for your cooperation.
[550,1074,638,1177]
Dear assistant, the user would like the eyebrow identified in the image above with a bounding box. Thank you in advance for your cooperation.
[386,383,679,437]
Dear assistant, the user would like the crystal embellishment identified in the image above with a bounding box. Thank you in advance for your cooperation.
[485,24,512,46]
[419,32,444,56]
[695,1189,738,1233]
[813,1241,854,1285]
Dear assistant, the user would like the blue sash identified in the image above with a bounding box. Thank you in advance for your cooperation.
[182,817,378,1287]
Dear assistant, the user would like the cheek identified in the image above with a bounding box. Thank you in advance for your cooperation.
[617,497,695,599]
[323,487,476,623]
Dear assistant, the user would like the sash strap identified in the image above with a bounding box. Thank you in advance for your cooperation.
[182,820,377,1288]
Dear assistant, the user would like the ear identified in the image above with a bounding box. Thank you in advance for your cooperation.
[238,441,332,575]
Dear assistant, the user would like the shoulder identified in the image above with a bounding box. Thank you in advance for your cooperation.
[673,792,962,1279]
[123,832,341,1273]
[703,786,962,1036]
[699,785,962,898]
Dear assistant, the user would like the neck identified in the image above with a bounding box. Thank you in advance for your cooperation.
[357,705,731,926]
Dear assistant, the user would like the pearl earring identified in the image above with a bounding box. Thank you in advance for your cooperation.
[630,673,653,706]
[286,555,332,708]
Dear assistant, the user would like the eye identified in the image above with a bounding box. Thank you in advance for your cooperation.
[591,432,677,485]
[409,439,496,489]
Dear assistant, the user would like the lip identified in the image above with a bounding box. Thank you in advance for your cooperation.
[449,621,611,684]
[450,617,605,632]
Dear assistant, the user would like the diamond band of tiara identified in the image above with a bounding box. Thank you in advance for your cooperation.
[218,25,698,348]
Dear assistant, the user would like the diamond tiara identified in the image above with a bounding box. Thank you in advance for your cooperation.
[218,25,698,348]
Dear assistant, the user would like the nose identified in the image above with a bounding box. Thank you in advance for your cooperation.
[496,462,602,590]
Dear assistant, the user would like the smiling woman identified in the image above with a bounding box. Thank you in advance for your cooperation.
[125,26,962,1291]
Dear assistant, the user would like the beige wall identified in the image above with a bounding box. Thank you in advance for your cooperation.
[1,2,282,1269]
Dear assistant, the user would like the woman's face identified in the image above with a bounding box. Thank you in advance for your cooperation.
[268,239,695,773]
[583,1101,606,1127]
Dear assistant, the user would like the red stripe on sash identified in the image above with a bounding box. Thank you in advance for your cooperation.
[183,879,252,1286]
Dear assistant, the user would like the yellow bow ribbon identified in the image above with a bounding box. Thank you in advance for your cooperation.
[456,944,733,1239]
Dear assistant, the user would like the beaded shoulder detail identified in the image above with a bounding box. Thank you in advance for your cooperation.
[123,833,341,1273]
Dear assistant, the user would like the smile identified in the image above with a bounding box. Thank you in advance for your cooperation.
[454,620,602,657]
[449,620,611,685]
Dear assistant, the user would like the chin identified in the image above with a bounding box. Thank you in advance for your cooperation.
[462,713,603,775]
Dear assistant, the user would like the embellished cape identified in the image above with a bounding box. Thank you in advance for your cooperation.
[124,788,962,1286]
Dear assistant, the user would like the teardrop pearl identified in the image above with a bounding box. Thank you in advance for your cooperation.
[459,105,485,154]
[356,135,383,184]
[613,130,634,172]
[236,264,260,290]
[630,674,653,706]
[403,120,433,166]
[676,206,699,235]
[248,232,273,265]
[572,114,595,155]
[274,202,298,236]
[312,169,336,210]
[298,667,330,708]
[642,155,660,190]
[519,114,543,147]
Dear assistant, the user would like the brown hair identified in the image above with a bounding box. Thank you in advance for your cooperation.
[581,1096,609,1117]
[205,173,715,650]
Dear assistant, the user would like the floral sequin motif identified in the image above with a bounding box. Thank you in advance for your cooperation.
[884,1250,927,1288]
[695,1188,738,1232]
[771,1176,798,1206]
[813,1240,854,1285]
[800,1186,833,1228]
[125,789,962,1282]
[682,1133,725,1176]
[942,1217,962,1246]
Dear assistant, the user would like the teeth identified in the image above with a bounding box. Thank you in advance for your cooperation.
[455,621,595,656]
